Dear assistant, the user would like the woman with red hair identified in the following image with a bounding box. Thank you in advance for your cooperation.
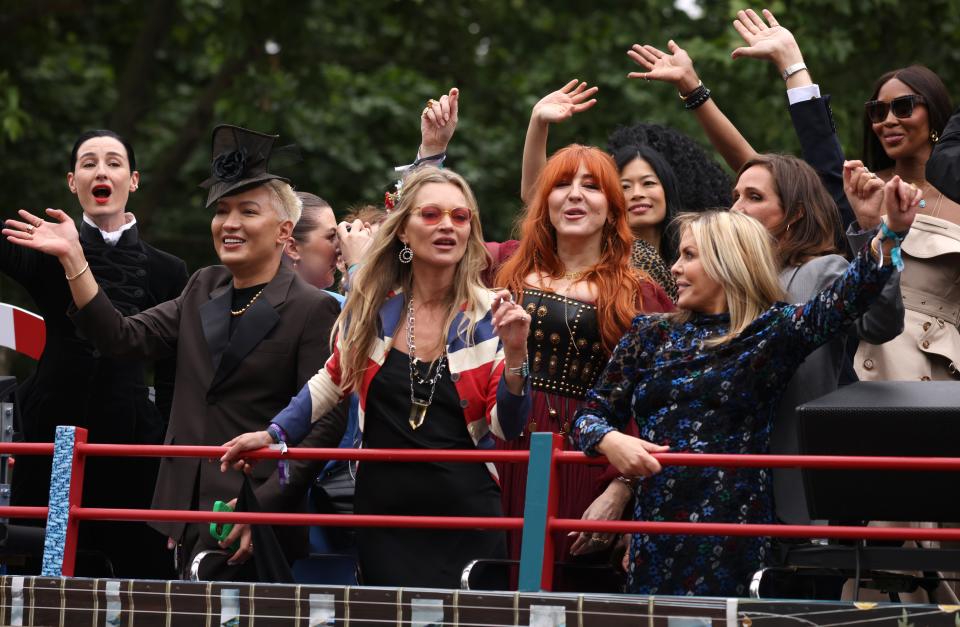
[493,143,672,588]
[414,96,671,588]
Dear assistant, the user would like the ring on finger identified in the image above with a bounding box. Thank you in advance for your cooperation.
[26,225,34,234]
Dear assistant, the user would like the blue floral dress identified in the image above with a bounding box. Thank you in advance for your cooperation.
[572,246,893,597]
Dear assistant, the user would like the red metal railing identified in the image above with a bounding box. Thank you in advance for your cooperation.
[4,431,960,590]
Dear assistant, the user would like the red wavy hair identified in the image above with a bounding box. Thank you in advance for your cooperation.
[495,144,647,352]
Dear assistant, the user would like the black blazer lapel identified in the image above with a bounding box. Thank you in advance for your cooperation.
[209,296,280,390]
[200,285,232,373]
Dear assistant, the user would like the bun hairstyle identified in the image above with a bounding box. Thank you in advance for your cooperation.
[70,129,137,172]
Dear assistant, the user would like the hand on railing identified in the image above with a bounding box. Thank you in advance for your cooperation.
[220,430,273,473]
[595,431,669,478]
[568,478,632,556]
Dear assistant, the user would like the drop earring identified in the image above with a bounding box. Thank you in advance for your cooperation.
[931,130,940,143]
[399,243,413,264]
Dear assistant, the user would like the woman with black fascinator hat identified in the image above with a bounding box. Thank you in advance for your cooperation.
[1,129,188,579]
[3,124,344,581]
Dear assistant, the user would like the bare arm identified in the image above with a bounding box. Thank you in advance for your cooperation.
[628,41,757,172]
[519,80,598,205]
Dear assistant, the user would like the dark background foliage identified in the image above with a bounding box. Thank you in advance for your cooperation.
[1,0,957,375]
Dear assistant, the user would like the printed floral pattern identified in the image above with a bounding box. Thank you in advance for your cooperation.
[572,245,892,596]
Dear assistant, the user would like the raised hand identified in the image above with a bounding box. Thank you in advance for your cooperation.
[883,175,922,234]
[843,160,886,230]
[731,9,803,69]
[491,289,531,359]
[420,87,459,157]
[3,208,81,259]
[531,79,598,126]
[627,40,700,94]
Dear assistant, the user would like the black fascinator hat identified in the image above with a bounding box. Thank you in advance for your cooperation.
[199,124,299,208]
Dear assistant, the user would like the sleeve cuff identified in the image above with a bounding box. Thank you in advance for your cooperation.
[787,83,821,105]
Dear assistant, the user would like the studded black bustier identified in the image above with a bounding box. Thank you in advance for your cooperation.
[522,288,606,400]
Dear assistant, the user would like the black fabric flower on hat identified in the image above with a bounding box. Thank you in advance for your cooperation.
[211,147,248,183]
[199,125,299,208]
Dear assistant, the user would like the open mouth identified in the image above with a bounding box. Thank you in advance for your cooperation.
[222,237,245,249]
[563,208,587,219]
[433,237,457,249]
[92,185,112,204]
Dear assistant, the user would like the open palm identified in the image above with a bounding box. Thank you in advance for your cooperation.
[627,41,695,88]
[731,9,799,64]
[533,79,598,125]
[2,208,79,259]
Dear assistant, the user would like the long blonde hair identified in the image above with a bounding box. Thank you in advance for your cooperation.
[336,167,490,391]
[672,210,784,345]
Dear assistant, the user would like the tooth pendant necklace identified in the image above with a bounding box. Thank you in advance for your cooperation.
[406,296,447,430]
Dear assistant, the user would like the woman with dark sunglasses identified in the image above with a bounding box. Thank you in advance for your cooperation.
[854,65,960,383]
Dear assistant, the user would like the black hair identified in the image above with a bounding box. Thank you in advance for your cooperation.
[607,122,731,212]
[70,129,137,172]
[611,143,683,264]
[862,65,953,172]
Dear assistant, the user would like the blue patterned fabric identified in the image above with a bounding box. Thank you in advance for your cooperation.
[572,246,893,596]
[41,425,77,576]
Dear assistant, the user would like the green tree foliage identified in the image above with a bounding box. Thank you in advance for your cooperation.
[0,0,958,271]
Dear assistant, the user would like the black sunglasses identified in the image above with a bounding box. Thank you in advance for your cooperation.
[864,94,926,124]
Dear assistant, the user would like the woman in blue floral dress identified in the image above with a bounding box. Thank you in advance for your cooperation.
[572,177,920,597]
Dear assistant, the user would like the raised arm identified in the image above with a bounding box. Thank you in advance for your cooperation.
[784,176,920,355]
[731,8,856,234]
[4,208,98,308]
[628,40,757,172]
[419,87,459,161]
[519,80,598,204]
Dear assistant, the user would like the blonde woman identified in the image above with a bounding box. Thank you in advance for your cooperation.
[221,166,532,589]
[572,177,920,597]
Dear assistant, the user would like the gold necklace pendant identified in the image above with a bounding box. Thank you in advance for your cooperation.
[409,398,429,430]
[562,270,584,282]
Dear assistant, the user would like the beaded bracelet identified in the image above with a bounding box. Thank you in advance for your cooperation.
[681,83,711,111]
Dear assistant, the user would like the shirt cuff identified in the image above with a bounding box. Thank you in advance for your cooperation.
[786,83,821,105]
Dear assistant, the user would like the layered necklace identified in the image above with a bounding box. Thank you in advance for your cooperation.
[406,296,447,430]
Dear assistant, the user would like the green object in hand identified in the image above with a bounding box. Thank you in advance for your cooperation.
[210,500,240,551]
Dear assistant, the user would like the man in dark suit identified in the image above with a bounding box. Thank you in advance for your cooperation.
[2,125,345,579]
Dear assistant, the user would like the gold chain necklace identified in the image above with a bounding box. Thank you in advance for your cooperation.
[230,287,266,317]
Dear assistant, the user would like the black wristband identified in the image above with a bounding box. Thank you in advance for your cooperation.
[682,85,711,110]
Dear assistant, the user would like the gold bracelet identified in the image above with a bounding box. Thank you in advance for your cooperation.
[65,261,90,281]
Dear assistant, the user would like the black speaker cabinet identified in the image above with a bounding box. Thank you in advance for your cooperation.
[796,381,960,523]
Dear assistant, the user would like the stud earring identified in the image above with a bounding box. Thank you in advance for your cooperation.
[399,243,413,264]
[931,130,940,143]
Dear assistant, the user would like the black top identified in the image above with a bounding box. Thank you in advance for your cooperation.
[522,288,605,399]
[353,348,504,588]
[1,217,188,578]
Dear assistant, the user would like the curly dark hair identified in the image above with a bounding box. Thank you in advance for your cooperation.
[607,123,732,212]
